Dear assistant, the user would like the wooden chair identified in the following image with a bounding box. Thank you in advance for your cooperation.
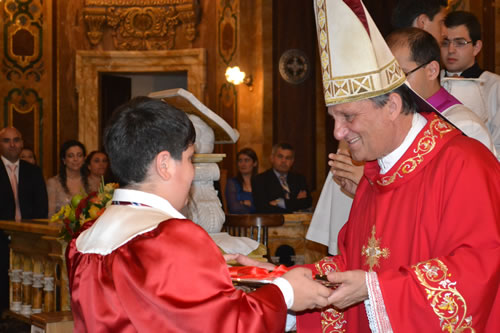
[223,214,284,248]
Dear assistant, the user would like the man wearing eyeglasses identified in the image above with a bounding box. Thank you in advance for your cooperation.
[386,27,495,154]
[440,11,500,160]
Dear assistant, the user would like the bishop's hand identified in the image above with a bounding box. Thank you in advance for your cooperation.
[326,270,368,310]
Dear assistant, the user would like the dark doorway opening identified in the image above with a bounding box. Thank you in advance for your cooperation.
[99,72,188,147]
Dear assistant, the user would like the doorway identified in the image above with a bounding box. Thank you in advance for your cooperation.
[99,71,188,141]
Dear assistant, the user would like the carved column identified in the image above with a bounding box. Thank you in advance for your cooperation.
[32,259,44,314]
[43,261,55,312]
[185,160,225,233]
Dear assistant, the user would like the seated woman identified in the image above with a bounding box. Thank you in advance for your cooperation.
[85,150,110,192]
[225,148,258,214]
[47,140,89,217]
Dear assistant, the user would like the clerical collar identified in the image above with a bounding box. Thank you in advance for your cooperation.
[446,62,484,79]
[112,189,185,219]
[446,70,462,77]
[459,62,484,78]
[378,113,427,174]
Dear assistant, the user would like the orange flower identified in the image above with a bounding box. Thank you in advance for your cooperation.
[88,205,102,220]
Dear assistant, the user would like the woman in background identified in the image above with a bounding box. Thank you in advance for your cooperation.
[85,150,109,192]
[20,147,37,165]
[47,140,88,217]
[225,148,258,214]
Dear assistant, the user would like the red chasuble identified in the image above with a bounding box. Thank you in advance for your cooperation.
[297,113,500,332]
[67,217,287,332]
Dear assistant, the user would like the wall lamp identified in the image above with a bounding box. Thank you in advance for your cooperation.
[225,66,253,90]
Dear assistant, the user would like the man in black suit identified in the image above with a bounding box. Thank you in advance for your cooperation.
[0,126,48,311]
[252,143,312,213]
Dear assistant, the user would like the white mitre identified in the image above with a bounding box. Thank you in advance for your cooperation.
[314,0,405,106]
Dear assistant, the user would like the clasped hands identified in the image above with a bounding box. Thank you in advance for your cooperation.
[282,268,368,311]
[224,254,368,312]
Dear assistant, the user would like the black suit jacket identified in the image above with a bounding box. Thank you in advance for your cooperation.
[252,168,312,214]
[0,158,48,310]
[0,159,48,220]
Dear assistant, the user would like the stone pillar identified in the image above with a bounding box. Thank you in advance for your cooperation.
[185,161,225,233]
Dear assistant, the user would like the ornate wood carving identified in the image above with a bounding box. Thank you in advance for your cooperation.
[218,1,237,65]
[83,0,200,50]
[2,0,44,80]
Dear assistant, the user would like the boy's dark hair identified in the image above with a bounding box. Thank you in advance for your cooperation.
[444,11,481,44]
[104,96,196,187]
[392,0,447,30]
[386,27,441,68]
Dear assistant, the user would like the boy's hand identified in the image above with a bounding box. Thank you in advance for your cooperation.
[281,267,333,311]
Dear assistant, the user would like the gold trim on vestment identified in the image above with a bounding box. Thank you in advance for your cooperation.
[321,308,347,333]
[315,256,340,276]
[313,256,347,332]
[377,117,454,186]
[361,225,390,271]
[413,259,475,332]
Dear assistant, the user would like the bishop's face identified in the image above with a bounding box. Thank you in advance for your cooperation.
[329,98,396,162]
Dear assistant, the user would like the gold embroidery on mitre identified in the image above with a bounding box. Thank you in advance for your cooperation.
[413,259,475,332]
[361,225,390,271]
[377,117,454,186]
[313,0,406,106]
[315,0,333,102]
[324,59,405,105]
[321,308,347,333]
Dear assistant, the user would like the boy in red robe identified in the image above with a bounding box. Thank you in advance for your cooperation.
[66,96,333,332]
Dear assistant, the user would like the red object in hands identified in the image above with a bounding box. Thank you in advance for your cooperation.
[228,265,290,280]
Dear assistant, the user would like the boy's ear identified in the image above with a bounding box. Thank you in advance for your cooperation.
[156,151,173,181]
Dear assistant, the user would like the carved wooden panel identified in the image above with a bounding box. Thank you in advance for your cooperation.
[83,0,200,50]
[216,0,238,176]
[0,0,54,177]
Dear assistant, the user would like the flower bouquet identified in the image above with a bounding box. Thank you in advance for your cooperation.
[50,181,119,241]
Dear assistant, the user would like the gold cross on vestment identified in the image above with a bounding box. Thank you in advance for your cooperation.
[362,225,390,271]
